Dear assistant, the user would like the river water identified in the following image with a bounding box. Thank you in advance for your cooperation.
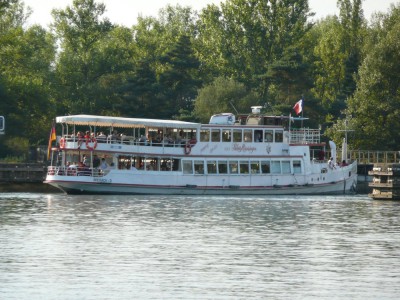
[1,193,399,299]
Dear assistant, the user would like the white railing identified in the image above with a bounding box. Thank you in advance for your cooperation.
[290,128,320,144]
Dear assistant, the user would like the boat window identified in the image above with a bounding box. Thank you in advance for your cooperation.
[211,129,220,142]
[275,130,283,143]
[183,160,193,174]
[222,129,231,142]
[233,129,242,142]
[293,160,302,174]
[218,161,228,174]
[240,161,249,174]
[271,161,281,174]
[146,157,159,171]
[207,160,217,174]
[200,129,210,142]
[118,155,132,170]
[261,161,270,173]
[194,160,204,174]
[250,161,260,173]
[282,160,291,174]
[244,130,252,142]
[229,161,239,174]
[254,130,263,142]
[160,159,172,171]
[172,159,181,171]
[264,130,273,142]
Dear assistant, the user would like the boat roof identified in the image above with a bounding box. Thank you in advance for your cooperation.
[56,115,201,130]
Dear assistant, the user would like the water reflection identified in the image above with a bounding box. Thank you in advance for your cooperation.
[0,193,400,299]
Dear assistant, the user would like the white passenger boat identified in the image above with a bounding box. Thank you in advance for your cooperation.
[45,107,357,195]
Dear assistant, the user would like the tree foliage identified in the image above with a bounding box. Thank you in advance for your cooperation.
[0,1,55,158]
[1,0,400,159]
[346,4,400,150]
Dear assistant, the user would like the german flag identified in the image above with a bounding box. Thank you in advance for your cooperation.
[47,120,56,160]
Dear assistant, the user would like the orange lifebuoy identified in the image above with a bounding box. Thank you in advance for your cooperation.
[59,137,66,149]
[86,137,97,151]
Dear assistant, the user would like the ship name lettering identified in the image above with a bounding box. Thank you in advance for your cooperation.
[232,143,256,153]
[93,178,112,184]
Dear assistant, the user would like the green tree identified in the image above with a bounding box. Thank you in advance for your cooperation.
[158,34,201,118]
[197,0,313,102]
[119,59,161,118]
[346,4,400,150]
[312,0,365,116]
[194,77,259,123]
[52,0,113,114]
[0,1,56,159]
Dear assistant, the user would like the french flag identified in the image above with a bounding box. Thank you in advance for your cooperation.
[293,99,303,115]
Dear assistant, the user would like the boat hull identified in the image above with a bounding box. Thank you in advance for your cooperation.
[46,173,357,196]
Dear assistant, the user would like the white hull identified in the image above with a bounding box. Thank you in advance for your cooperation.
[46,163,357,195]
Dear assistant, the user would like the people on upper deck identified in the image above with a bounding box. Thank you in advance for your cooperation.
[97,132,106,142]
[139,135,148,145]
[111,130,118,141]
[163,135,174,146]
[120,133,126,141]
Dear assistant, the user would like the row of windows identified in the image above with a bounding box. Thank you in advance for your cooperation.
[200,128,284,143]
[100,154,302,175]
[183,160,302,175]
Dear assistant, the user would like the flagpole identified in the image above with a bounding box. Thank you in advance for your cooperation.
[289,113,291,144]
[301,96,304,128]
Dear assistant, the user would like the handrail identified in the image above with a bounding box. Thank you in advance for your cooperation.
[325,150,400,165]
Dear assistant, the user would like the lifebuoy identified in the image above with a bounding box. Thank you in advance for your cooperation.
[59,137,66,149]
[86,137,97,151]
[184,141,191,155]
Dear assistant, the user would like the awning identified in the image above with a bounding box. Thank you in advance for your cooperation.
[56,115,201,130]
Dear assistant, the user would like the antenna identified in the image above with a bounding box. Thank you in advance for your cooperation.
[229,101,239,115]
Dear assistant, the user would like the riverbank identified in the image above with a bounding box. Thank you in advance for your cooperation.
[0,163,61,193]
[0,182,61,193]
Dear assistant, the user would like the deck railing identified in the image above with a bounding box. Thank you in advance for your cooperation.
[325,150,400,165]
[290,128,321,144]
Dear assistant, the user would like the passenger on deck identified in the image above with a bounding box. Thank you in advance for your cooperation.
[100,158,108,169]
[139,135,148,145]
[82,154,87,166]
[93,155,100,168]
[76,131,84,148]
[328,157,335,169]
[97,132,106,142]
[111,130,118,142]
[163,135,174,146]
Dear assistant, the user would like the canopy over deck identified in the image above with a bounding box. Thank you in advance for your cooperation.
[56,115,201,130]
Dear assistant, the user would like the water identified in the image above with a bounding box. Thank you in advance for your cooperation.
[1,193,400,299]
